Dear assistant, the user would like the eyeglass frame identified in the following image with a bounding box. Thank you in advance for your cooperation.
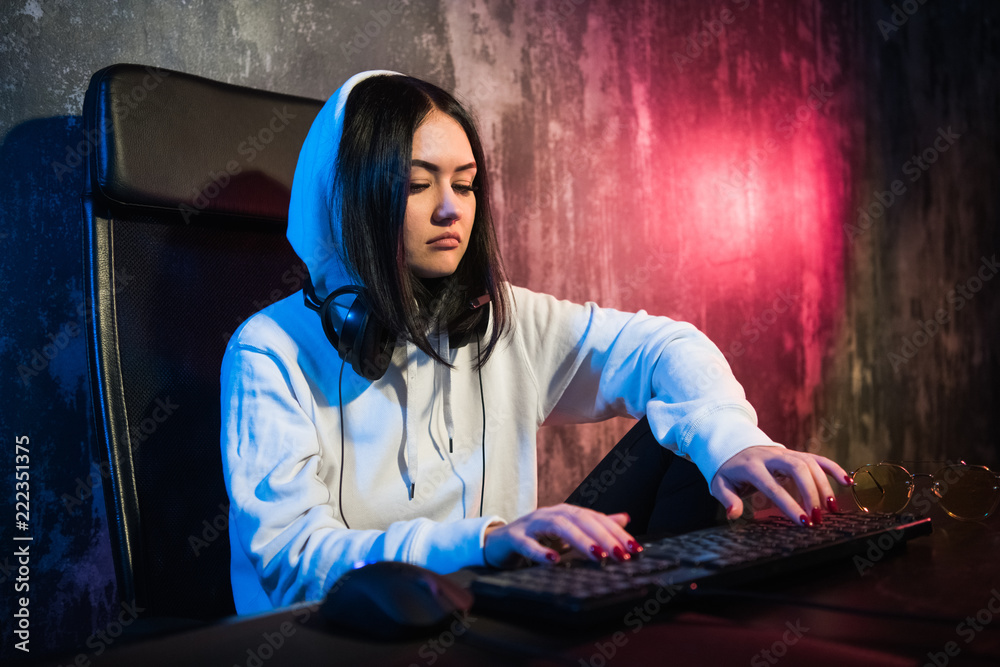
[849,460,1000,521]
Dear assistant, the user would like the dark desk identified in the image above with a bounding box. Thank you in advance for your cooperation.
[33,503,1000,667]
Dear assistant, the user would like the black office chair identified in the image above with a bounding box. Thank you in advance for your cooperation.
[82,63,323,620]
[565,416,722,537]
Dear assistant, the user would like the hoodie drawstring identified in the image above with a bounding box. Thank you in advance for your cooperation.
[438,322,455,456]
[403,324,456,501]
[405,339,419,499]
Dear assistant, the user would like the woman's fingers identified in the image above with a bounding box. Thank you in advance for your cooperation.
[812,453,853,488]
[802,455,840,514]
[709,478,745,520]
[712,447,804,522]
[576,508,641,558]
[484,505,641,568]
[532,505,635,561]
[777,456,823,521]
[483,523,553,567]
[714,446,851,525]
[508,530,559,565]
[776,452,849,520]
[731,459,811,525]
[606,511,630,527]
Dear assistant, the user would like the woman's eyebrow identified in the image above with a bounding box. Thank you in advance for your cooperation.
[410,159,477,173]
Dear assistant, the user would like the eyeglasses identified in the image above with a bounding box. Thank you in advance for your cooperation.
[850,461,1000,520]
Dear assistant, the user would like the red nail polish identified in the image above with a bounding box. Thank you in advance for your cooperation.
[613,546,630,561]
[843,474,854,485]
[590,544,608,559]
[627,540,643,554]
[546,551,559,563]
[826,496,839,513]
[799,514,812,527]
[811,507,823,525]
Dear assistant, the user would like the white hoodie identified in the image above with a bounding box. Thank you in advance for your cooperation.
[221,71,780,614]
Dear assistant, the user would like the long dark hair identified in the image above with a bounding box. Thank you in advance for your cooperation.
[336,74,511,367]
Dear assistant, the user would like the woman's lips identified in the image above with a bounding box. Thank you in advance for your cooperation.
[427,234,460,249]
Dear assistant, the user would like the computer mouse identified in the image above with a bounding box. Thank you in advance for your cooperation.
[319,561,474,641]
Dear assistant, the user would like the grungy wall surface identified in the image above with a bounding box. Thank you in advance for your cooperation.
[0,0,997,661]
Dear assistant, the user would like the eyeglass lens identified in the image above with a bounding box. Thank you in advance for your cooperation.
[852,464,912,514]
[934,465,999,519]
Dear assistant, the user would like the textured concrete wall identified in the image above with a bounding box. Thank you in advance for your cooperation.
[0,0,997,661]
[828,3,1000,468]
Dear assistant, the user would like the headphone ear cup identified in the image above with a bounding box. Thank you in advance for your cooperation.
[338,289,369,375]
[357,313,394,381]
[318,296,346,357]
[322,287,395,381]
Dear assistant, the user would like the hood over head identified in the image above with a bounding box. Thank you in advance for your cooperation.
[287,70,401,300]
[285,70,461,501]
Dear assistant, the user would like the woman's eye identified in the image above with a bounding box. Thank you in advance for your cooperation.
[409,182,429,194]
[454,184,478,195]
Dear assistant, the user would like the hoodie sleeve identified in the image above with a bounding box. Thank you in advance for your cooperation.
[513,287,780,485]
[221,340,502,612]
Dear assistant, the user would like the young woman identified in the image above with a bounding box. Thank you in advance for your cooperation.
[221,70,850,614]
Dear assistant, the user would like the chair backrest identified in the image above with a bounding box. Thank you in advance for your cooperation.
[82,63,323,619]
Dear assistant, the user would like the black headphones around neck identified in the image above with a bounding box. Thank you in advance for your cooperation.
[301,269,492,525]
[302,273,395,382]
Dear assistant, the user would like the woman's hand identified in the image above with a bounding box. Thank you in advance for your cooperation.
[483,504,643,568]
[711,445,852,525]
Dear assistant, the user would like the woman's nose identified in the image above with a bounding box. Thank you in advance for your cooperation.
[433,187,460,223]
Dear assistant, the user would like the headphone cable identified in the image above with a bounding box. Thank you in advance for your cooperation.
[337,358,350,529]
[477,334,486,518]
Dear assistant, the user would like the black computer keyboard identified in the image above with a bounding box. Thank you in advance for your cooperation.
[469,512,932,624]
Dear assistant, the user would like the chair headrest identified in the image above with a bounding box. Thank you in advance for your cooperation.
[84,64,323,223]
